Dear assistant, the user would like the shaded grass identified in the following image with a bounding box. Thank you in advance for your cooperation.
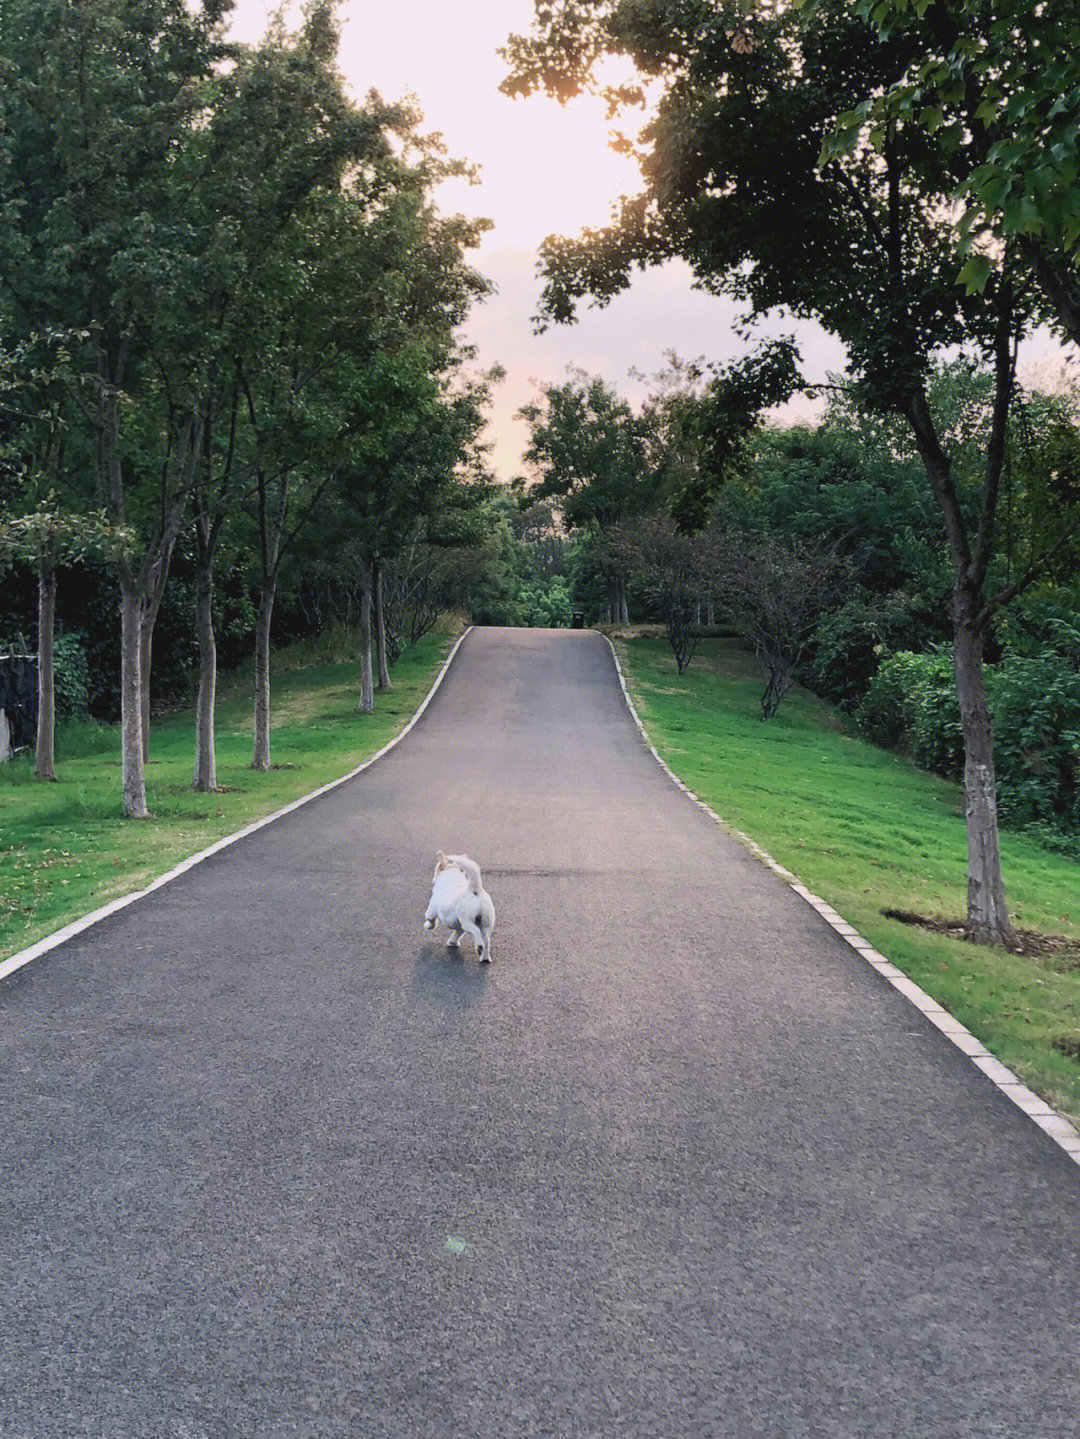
[0,630,457,962]
[618,636,1080,1127]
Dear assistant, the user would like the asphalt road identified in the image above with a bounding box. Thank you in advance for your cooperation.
[3,627,1080,1439]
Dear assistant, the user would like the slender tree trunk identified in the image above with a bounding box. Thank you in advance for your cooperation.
[613,573,629,625]
[357,559,374,714]
[35,558,57,781]
[119,580,149,818]
[374,558,392,691]
[953,594,1018,948]
[907,388,1018,947]
[139,621,153,765]
[139,542,176,764]
[252,583,276,770]
[193,547,217,791]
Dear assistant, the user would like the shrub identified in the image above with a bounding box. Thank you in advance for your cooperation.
[859,644,1080,847]
[856,650,927,749]
[991,651,1080,837]
[906,651,964,779]
[807,591,911,711]
[53,632,90,717]
[857,649,963,778]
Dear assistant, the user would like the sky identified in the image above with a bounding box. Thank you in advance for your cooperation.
[228,0,1064,484]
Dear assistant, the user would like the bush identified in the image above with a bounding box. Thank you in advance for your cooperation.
[906,651,964,778]
[991,650,1080,837]
[857,649,963,778]
[519,576,574,628]
[53,632,90,717]
[858,643,1080,847]
[856,650,929,749]
[807,591,910,712]
[0,630,91,721]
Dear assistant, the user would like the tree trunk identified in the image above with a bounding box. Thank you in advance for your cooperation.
[906,389,1018,947]
[357,559,374,714]
[193,551,217,791]
[35,559,57,781]
[953,599,1018,948]
[374,558,392,691]
[138,543,175,764]
[139,620,153,765]
[251,584,276,770]
[119,581,149,818]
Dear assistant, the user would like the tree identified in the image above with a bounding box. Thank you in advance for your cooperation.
[0,498,127,778]
[503,0,1080,946]
[811,0,1080,348]
[520,372,654,621]
[330,357,495,714]
[606,514,715,672]
[717,532,847,718]
[221,32,489,754]
[0,0,230,815]
[174,5,402,786]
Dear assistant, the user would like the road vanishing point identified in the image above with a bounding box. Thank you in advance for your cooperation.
[3,627,1080,1439]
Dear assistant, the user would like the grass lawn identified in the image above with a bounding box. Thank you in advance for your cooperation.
[617,634,1080,1127]
[1,628,458,964]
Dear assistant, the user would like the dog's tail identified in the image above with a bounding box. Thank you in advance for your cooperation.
[447,854,483,895]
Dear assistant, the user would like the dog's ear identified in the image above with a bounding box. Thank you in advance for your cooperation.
[435,850,447,870]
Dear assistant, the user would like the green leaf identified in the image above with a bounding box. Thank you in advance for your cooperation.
[957,253,991,293]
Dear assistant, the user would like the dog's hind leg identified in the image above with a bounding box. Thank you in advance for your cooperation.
[446,923,462,948]
[460,918,490,961]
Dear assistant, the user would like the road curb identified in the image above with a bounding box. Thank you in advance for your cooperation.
[0,628,473,986]
[603,634,1080,1171]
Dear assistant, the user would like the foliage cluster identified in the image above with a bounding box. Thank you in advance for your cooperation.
[0,0,495,808]
[510,357,1080,864]
[503,0,1080,944]
[858,640,1080,852]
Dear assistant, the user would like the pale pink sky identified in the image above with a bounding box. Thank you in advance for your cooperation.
[229,1,1063,481]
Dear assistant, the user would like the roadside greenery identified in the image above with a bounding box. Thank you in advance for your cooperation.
[509,363,1080,869]
[0,0,492,813]
[0,629,457,963]
[503,0,1080,948]
[618,635,1080,1126]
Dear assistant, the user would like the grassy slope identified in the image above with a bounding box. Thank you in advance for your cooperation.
[0,630,457,963]
[618,636,1080,1126]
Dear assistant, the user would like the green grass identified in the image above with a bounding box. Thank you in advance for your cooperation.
[618,635,1080,1127]
[1,628,458,963]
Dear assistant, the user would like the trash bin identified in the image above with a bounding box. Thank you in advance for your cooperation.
[571,612,584,629]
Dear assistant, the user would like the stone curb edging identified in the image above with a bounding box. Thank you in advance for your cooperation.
[603,635,1080,1171]
[0,628,474,986]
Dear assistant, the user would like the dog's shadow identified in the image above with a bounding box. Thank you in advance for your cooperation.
[412,943,493,1014]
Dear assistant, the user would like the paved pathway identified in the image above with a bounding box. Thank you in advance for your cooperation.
[3,628,1080,1438]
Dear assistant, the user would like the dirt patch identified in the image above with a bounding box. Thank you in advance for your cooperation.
[1053,1035,1080,1063]
[882,907,1080,966]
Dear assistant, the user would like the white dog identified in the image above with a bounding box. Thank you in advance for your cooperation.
[424,852,495,962]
